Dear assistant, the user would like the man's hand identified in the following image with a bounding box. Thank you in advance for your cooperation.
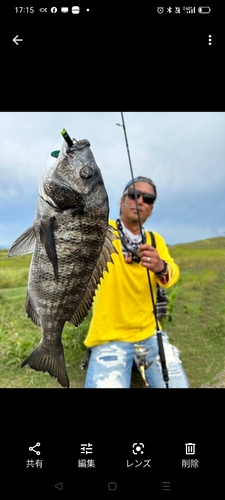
[138,244,164,273]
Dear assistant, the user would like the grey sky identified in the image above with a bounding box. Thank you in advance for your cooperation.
[0,111,224,247]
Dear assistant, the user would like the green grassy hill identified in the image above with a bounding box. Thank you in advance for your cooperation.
[0,236,225,388]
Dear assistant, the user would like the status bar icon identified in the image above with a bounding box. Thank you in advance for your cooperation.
[198,6,211,14]
[72,6,80,14]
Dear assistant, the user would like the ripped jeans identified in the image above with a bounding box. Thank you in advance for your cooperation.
[84,332,189,388]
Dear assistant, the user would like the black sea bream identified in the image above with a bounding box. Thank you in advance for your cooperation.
[8,135,117,388]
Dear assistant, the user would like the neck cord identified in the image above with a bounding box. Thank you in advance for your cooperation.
[116,218,145,262]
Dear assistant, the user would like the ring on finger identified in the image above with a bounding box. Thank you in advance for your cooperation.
[147,257,151,262]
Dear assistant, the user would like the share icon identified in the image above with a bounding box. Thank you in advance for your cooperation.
[29,442,41,455]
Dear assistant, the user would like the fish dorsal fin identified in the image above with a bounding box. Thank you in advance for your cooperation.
[8,226,36,257]
[69,225,118,327]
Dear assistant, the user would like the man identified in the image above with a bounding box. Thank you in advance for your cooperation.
[84,176,189,388]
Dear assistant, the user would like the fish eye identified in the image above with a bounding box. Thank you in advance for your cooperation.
[80,166,94,179]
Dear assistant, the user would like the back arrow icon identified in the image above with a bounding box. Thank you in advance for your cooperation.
[55,483,63,490]
[13,35,23,45]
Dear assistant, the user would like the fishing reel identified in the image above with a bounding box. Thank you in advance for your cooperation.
[134,344,153,388]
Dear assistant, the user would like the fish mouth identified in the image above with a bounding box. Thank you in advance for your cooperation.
[66,139,91,156]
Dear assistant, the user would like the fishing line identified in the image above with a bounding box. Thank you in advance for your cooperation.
[43,129,77,172]
[117,111,169,388]
[44,133,62,171]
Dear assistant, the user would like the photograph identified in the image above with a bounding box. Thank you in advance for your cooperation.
[1,111,224,390]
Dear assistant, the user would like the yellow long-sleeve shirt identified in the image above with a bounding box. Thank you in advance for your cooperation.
[84,220,180,347]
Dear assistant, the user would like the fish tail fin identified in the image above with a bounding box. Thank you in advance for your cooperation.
[21,341,70,388]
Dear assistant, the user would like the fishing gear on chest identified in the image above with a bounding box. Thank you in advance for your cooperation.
[116,218,146,263]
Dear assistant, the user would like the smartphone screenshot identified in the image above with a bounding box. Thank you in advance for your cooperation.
[1,2,224,496]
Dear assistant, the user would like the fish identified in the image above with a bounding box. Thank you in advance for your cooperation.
[8,134,117,388]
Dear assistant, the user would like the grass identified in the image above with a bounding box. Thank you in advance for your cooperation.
[0,236,225,388]
[162,237,225,388]
[0,250,88,388]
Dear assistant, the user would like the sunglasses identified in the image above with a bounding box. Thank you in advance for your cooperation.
[125,189,155,205]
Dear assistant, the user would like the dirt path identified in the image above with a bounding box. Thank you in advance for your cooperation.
[200,368,225,388]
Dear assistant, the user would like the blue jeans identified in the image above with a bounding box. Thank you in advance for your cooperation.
[84,332,189,388]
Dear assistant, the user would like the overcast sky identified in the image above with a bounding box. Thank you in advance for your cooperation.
[0,111,224,247]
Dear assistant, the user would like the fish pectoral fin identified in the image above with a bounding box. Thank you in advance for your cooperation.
[8,226,36,257]
[21,340,69,388]
[40,217,58,280]
[25,294,41,326]
[69,225,118,326]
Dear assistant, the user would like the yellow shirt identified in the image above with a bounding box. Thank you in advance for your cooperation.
[84,220,180,347]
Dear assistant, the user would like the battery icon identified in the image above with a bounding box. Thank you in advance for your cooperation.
[198,6,211,14]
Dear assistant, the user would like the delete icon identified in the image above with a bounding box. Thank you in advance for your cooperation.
[185,443,196,455]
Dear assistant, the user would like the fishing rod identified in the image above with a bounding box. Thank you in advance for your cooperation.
[117,112,169,389]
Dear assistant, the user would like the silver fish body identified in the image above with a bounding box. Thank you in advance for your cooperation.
[8,138,117,388]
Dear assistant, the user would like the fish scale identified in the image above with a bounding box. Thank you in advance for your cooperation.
[8,134,118,388]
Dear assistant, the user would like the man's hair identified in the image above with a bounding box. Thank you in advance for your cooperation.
[123,176,157,200]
